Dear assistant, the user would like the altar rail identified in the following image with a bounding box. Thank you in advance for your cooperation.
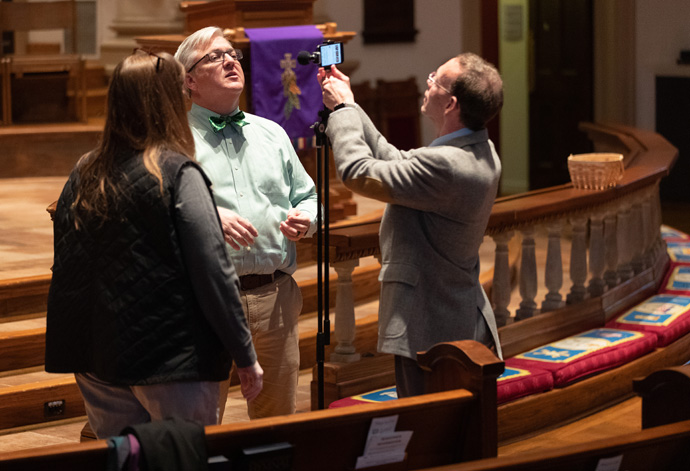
[323,122,678,363]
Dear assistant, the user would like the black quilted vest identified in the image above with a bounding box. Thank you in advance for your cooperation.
[46,151,231,385]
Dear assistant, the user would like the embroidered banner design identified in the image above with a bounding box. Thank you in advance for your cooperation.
[351,387,398,403]
[613,294,690,327]
[515,328,644,364]
[661,225,690,241]
[498,367,533,382]
[665,266,690,292]
[245,26,323,148]
[667,241,690,262]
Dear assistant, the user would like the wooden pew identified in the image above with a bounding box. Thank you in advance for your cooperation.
[634,363,690,429]
[0,341,503,471]
[423,419,690,471]
[416,365,690,471]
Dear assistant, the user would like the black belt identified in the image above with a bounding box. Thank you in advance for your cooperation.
[239,271,279,291]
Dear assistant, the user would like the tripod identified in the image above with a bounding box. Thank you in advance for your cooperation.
[313,106,331,409]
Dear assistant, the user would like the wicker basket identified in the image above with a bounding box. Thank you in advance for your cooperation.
[567,153,624,190]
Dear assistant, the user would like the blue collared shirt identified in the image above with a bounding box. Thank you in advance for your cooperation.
[429,127,474,147]
[188,103,318,276]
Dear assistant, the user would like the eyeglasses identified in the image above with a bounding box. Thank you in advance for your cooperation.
[427,71,452,94]
[132,48,164,72]
[187,48,243,73]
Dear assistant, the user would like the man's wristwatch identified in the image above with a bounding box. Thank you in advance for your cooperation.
[334,103,346,111]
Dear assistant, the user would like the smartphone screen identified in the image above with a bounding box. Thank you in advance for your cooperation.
[319,43,344,68]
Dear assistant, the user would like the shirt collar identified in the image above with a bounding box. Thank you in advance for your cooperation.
[429,127,474,147]
[190,103,244,130]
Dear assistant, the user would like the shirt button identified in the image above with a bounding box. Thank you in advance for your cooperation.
[239,193,244,197]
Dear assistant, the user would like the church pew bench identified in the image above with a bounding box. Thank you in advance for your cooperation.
[0,341,504,471]
[422,419,690,471]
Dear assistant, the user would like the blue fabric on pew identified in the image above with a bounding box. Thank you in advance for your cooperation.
[607,294,690,346]
[508,328,657,387]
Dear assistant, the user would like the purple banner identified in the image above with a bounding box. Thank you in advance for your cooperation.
[245,26,323,144]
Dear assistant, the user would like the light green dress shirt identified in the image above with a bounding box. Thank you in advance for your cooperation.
[188,103,318,276]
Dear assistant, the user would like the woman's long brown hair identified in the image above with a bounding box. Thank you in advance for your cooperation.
[71,49,195,228]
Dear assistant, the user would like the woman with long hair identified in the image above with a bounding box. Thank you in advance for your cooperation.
[45,49,262,438]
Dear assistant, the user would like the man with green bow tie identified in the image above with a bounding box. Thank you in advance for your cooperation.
[175,27,318,420]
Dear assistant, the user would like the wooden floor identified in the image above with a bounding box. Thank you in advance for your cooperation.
[0,174,689,457]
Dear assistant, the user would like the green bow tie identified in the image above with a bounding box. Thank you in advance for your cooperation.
[209,111,248,132]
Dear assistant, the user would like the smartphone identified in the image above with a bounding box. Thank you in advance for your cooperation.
[318,42,344,68]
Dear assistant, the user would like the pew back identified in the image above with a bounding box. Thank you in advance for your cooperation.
[1,390,481,471]
[206,390,478,470]
[424,419,690,471]
[0,341,503,471]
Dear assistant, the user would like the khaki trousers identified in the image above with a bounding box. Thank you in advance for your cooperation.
[219,272,302,420]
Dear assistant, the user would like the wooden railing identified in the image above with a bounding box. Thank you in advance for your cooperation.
[321,122,678,364]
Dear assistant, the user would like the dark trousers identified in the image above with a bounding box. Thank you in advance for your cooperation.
[394,355,427,398]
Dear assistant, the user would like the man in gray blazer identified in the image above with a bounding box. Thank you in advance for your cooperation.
[318,53,504,397]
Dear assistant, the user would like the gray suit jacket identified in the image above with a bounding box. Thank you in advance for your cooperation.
[326,104,503,360]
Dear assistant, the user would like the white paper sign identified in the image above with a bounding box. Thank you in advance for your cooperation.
[355,415,412,469]
[595,455,623,471]
[364,416,398,454]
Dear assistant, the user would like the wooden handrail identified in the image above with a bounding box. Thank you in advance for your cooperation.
[321,121,678,258]
[487,123,677,235]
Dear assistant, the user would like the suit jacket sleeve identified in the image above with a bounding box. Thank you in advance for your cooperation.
[326,104,495,216]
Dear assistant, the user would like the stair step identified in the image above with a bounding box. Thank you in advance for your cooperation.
[0,372,85,430]
[0,275,51,323]
[0,297,380,432]
[0,327,45,373]
[0,256,381,372]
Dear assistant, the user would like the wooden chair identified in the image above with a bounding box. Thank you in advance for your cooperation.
[375,77,422,151]
[0,0,87,125]
[350,78,421,151]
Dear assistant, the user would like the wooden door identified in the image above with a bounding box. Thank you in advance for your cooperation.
[528,0,594,190]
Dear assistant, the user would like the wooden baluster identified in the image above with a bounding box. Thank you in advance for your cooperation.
[588,212,607,297]
[329,259,361,363]
[652,186,665,258]
[516,227,538,320]
[641,192,654,268]
[604,211,620,288]
[630,199,646,274]
[617,204,635,282]
[541,221,564,312]
[491,231,514,326]
[567,216,588,304]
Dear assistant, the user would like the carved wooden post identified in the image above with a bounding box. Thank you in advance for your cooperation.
[630,199,646,274]
[604,211,620,288]
[329,259,361,363]
[588,212,607,297]
[652,186,665,258]
[541,221,564,312]
[516,227,538,320]
[567,216,588,304]
[617,204,634,282]
[491,231,514,326]
[640,194,652,267]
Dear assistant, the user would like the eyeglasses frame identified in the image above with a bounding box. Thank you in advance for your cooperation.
[427,71,452,95]
[187,48,243,73]
[132,47,164,72]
